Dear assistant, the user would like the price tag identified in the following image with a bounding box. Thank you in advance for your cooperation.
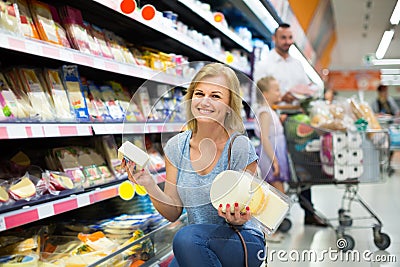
[77,194,90,207]
[42,46,60,58]
[7,125,27,139]
[25,40,40,55]
[37,204,55,219]
[32,125,45,137]
[60,49,73,62]
[8,36,25,50]
[0,217,6,231]
[93,58,105,70]
[43,125,60,137]
[0,34,8,49]
[104,61,120,72]
[76,125,92,136]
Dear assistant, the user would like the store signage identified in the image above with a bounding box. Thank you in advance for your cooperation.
[327,70,381,91]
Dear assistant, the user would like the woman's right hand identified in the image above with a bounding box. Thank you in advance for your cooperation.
[122,158,155,188]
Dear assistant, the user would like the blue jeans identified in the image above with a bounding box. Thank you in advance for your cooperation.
[169,224,266,267]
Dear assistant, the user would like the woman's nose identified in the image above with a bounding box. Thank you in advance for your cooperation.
[199,96,211,105]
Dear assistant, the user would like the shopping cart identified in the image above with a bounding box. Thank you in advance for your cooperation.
[281,116,391,252]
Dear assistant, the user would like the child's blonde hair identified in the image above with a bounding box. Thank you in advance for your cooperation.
[256,76,276,93]
[256,76,277,104]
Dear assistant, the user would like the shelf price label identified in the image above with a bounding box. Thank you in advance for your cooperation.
[0,217,6,231]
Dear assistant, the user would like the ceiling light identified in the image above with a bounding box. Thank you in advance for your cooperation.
[390,0,400,25]
[381,69,400,75]
[289,46,324,90]
[242,0,278,32]
[375,30,395,59]
[372,59,400,65]
[381,74,400,85]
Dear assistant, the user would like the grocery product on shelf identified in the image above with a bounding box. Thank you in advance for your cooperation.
[0,1,21,35]
[42,68,74,121]
[29,0,64,46]
[0,0,261,264]
[16,0,40,40]
[61,65,90,122]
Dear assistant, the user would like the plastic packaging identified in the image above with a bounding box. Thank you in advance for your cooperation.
[210,170,291,235]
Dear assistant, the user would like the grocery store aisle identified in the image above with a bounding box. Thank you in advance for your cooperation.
[266,168,400,266]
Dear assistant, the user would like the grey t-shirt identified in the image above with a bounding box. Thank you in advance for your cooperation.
[164,130,263,237]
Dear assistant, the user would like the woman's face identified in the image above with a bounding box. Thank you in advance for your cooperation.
[191,75,231,126]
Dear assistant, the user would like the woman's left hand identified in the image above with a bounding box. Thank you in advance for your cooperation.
[218,203,251,225]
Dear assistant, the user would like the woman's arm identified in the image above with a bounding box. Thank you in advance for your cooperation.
[259,111,279,176]
[124,157,183,222]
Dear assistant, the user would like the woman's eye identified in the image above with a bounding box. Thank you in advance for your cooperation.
[194,92,204,96]
[212,95,221,99]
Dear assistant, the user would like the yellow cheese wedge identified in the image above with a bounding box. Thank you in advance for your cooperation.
[248,185,266,215]
[9,177,36,199]
[253,189,289,230]
[0,186,9,202]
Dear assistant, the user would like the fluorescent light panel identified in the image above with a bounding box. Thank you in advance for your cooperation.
[375,30,395,59]
[390,0,400,25]
[372,59,400,65]
[381,69,400,75]
[289,46,324,89]
[244,0,323,89]
[381,73,400,85]
[243,0,278,32]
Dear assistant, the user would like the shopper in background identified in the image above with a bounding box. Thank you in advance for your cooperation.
[253,23,316,104]
[123,63,265,267]
[371,84,400,116]
[371,84,399,177]
[253,23,327,227]
[254,76,290,243]
[254,76,290,193]
[324,88,337,104]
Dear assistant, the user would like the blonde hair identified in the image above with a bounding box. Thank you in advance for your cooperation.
[256,76,276,93]
[256,76,277,105]
[184,63,245,133]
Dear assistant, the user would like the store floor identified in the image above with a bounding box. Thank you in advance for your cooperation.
[267,160,400,266]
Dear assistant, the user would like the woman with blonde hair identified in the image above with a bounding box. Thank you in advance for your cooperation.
[124,63,266,266]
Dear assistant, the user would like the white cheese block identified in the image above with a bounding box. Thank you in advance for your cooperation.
[210,170,290,234]
[118,141,149,168]
[253,184,290,231]
[210,170,254,213]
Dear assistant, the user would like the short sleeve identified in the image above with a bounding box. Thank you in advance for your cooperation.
[229,135,258,171]
[163,131,190,168]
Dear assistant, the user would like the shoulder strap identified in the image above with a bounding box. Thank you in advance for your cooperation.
[227,134,241,170]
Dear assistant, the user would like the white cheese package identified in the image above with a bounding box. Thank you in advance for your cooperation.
[118,141,150,173]
[210,170,291,235]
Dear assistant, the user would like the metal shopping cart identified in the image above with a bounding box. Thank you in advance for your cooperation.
[281,116,391,252]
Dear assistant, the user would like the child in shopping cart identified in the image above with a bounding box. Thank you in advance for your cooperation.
[254,76,290,199]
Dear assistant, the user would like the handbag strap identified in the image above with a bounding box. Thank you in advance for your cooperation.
[226,133,249,267]
[227,133,241,170]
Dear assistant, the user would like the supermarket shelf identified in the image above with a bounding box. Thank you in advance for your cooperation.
[90,0,251,75]
[91,122,185,135]
[0,123,93,139]
[0,121,258,139]
[0,184,119,232]
[177,0,252,52]
[0,172,166,232]
[159,0,253,52]
[0,33,189,86]
[0,122,185,139]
